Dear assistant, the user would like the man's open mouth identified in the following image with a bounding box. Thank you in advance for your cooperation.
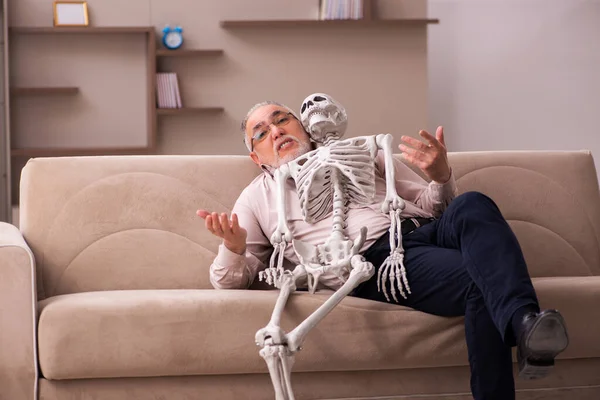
[277,138,296,152]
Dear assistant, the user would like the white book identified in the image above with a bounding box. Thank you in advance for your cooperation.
[171,73,183,108]
[157,73,177,109]
[156,73,167,108]
[168,73,176,108]
[162,74,170,108]
[155,74,161,108]
[328,0,337,19]
[162,73,171,108]
[162,73,173,108]
[354,0,362,19]
[319,0,327,20]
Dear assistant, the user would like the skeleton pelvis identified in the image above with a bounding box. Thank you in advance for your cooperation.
[292,227,368,282]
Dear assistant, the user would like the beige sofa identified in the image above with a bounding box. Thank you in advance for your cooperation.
[2,151,600,400]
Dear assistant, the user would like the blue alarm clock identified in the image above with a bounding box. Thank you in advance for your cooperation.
[162,25,184,50]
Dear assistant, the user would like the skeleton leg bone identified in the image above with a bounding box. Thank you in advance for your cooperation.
[256,266,306,348]
[260,344,295,400]
[257,257,374,400]
[256,265,306,400]
[286,254,375,352]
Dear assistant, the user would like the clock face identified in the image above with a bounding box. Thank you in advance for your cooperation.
[164,32,183,49]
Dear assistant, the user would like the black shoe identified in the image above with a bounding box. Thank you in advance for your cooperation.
[517,309,569,380]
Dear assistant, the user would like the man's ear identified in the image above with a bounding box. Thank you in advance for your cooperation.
[250,152,260,166]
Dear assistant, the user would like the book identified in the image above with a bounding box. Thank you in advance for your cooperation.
[320,0,363,20]
[156,72,182,109]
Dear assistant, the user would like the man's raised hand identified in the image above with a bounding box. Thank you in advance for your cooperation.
[399,126,452,184]
[196,210,247,255]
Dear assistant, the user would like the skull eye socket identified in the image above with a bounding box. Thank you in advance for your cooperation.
[301,103,307,113]
[313,96,326,102]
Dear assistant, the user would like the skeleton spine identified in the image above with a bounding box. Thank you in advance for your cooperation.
[331,168,347,239]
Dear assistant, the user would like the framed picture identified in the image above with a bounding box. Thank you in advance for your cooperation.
[53,1,89,27]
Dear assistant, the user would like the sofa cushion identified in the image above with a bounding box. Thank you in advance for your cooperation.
[37,277,600,380]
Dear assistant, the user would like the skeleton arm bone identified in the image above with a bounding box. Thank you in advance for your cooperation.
[375,134,411,302]
[260,164,294,286]
[375,134,406,213]
[272,164,293,244]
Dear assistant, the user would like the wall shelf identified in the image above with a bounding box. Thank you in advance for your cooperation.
[11,87,79,95]
[9,27,154,34]
[157,107,224,115]
[157,49,224,57]
[220,19,439,28]
[8,25,157,151]
[11,146,152,157]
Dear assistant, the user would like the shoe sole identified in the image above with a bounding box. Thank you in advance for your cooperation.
[518,310,569,380]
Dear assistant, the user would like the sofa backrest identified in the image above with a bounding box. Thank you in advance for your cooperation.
[20,151,600,300]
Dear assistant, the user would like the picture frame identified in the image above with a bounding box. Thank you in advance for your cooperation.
[53,1,89,27]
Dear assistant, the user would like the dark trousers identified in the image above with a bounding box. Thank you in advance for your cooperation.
[352,191,540,400]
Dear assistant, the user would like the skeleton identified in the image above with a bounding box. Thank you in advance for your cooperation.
[255,93,410,400]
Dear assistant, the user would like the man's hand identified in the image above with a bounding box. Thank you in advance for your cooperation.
[197,210,248,255]
[399,126,452,184]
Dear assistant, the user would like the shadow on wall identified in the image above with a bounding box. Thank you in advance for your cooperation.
[12,206,19,228]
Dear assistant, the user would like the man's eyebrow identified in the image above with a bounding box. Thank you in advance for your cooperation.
[252,120,264,132]
[252,110,285,132]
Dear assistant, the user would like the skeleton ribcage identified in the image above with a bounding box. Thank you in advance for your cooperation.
[288,136,378,224]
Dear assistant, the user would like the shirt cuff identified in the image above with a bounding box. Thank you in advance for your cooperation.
[214,243,246,269]
[429,170,458,200]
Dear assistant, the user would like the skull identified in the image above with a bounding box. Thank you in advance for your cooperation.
[299,93,348,143]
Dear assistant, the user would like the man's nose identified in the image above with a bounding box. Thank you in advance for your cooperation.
[269,124,285,140]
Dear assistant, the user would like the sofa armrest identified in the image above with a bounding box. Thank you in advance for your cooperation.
[533,276,600,360]
[0,222,37,400]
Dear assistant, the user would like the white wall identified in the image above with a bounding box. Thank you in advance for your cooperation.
[428,0,600,162]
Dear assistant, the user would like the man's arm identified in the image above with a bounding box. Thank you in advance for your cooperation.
[198,194,272,289]
[395,158,457,217]
[375,151,456,217]
[374,126,457,217]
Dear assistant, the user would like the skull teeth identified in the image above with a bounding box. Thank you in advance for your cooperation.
[308,110,328,119]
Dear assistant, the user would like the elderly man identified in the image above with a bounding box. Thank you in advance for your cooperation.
[197,100,569,400]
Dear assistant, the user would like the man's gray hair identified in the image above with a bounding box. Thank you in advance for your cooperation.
[240,100,301,151]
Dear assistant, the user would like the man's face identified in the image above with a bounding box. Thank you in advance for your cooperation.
[246,104,312,169]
